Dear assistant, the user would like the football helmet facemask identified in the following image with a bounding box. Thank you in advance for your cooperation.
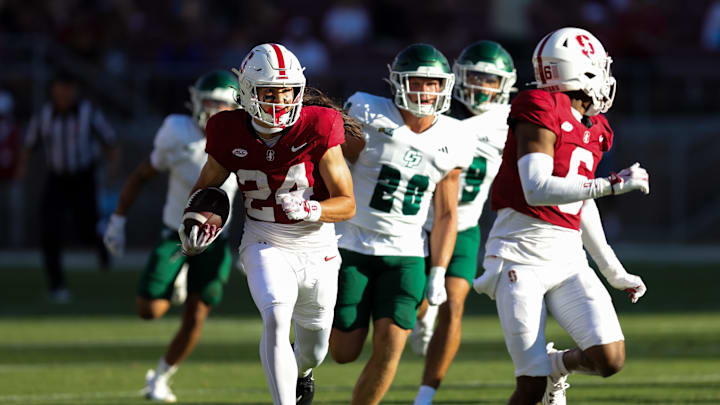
[189,70,238,130]
[233,43,306,128]
[387,44,454,117]
[531,27,616,116]
[453,40,516,114]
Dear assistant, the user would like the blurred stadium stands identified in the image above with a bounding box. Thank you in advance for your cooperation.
[1,0,719,254]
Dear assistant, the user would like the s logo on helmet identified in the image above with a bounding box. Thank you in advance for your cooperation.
[576,35,595,58]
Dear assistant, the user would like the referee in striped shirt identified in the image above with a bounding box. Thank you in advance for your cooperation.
[20,72,118,303]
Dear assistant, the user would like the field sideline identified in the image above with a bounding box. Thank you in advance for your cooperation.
[1,263,719,404]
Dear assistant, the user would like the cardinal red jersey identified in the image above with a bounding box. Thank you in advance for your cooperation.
[205,105,345,224]
[491,89,614,230]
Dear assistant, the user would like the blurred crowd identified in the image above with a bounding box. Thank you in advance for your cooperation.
[0,0,717,117]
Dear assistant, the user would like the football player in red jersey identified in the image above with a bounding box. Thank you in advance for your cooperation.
[180,43,357,405]
[472,28,650,405]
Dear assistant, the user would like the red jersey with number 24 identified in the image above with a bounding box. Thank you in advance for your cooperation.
[491,89,614,230]
[205,106,345,224]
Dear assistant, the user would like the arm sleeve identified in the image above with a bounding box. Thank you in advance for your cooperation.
[580,198,623,272]
[517,152,612,205]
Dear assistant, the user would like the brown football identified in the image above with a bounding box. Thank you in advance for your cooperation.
[182,211,222,237]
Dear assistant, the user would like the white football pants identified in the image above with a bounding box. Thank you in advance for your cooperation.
[492,256,624,377]
[240,241,340,405]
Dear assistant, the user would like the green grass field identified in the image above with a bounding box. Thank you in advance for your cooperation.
[1,262,719,404]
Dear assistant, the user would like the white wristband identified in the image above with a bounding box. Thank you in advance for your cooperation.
[306,200,322,222]
[429,266,446,278]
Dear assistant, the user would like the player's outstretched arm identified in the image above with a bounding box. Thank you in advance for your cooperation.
[104,156,159,257]
[515,122,650,206]
[427,168,461,305]
[114,157,159,216]
[580,199,646,303]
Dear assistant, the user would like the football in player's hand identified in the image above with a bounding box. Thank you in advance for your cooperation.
[182,211,223,236]
[182,187,230,236]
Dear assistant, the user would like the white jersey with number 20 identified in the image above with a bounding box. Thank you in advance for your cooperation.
[338,92,472,256]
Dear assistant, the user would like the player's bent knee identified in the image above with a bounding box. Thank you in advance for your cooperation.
[329,346,361,364]
[329,328,365,363]
[588,342,626,377]
[329,339,362,364]
[136,298,167,320]
[598,355,624,377]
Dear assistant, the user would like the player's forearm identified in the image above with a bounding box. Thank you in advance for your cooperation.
[430,210,457,268]
[518,153,612,206]
[430,169,460,268]
[318,195,355,222]
[189,156,230,197]
[580,199,622,271]
[115,159,157,216]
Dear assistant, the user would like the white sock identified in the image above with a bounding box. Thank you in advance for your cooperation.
[413,385,436,405]
[157,358,178,378]
[549,349,569,379]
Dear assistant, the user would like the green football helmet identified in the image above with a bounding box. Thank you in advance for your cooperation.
[189,69,239,129]
[388,44,455,117]
[453,40,516,114]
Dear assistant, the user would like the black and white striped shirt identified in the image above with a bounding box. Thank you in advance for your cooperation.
[25,100,116,174]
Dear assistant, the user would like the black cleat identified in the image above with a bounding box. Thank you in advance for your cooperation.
[296,370,314,405]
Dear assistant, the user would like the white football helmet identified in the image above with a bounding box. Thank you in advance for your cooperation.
[531,27,616,116]
[232,43,306,128]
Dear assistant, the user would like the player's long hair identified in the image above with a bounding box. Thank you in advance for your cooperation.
[303,87,363,141]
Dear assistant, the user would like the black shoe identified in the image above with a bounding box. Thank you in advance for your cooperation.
[296,370,314,405]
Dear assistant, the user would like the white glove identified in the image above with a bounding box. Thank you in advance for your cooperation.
[178,213,222,256]
[279,194,322,222]
[103,214,126,257]
[600,265,647,304]
[608,163,649,195]
[427,266,447,305]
